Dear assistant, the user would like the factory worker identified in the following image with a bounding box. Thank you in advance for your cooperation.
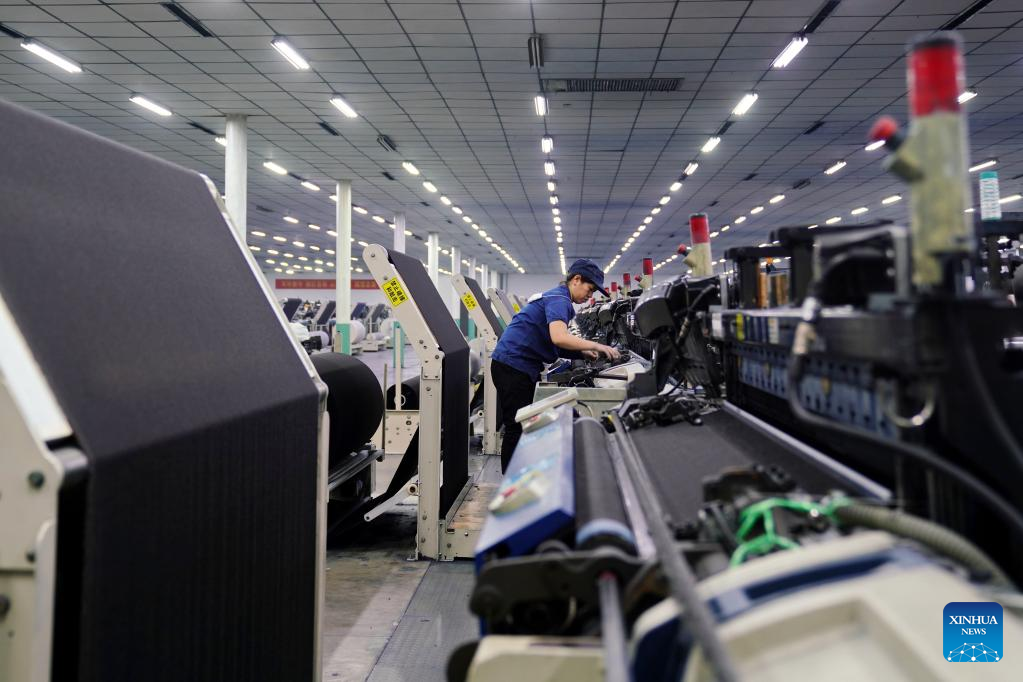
[491,259,621,471]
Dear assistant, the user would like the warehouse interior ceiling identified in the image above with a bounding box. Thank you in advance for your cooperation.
[1,0,1022,274]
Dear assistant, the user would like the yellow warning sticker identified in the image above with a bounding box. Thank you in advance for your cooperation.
[382,277,409,307]
[513,303,521,313]
[735,313,745,341]
[461,292,478,310]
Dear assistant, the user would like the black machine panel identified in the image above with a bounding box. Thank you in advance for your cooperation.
[387,248,470,516]
[0,100,321,681]
[464,275,504,335]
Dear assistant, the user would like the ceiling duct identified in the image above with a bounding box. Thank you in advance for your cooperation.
[803,0,841,34]
[803,120,825,135]
[161,3,214,38]
[527,34,544,68]
[0,22,25,39]
[940,0,994,30]
[743,173,758,181]
[319,121,339,136]
[792,178,812,190]
[187,121,218,136]
[381,171,396,181]
[542,78,682,93]
[377,134,398,153]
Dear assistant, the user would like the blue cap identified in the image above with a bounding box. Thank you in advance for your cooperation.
[567,258,608,296]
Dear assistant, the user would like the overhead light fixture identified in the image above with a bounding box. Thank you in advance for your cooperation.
[308,223,321,230]
[825,216,842,224]
[440,195,452,206]
[544,161,555,176]
[251,230,266,237]
[864,139,885,151]
[263,161,287,175]
[271,37,310,70]
[999,194,1021,204]
[533,95,547,116]
[684,162,699,175]
[732,92,758,116]
[659,195,670,205]
[750,206,764,214]
[329,194,338,202]
[546,180,557,192]
[372,215,386,223]
[773,35,808,69]
[824,160,847,175]
[720,225,730,232]
[735,216,746,224]
[452,206,463,215]
[882,195,901,205]
[969,159,996,172]
[329,94,358,118]
[643,216,653,224]
[21,40,82,73]
[701,137,721,153]
[248,245,261,252]
[292,240,305,248]
[637,225,645,232]
[478,229,487,237]
[402,161,419,175]
[129,94,172,117]
[958,90,977,104]
[353,205,368,214]
[769,194,785,204]
[273,236,287,242]
[709,232,719,238]
[851,206,868,215]
[215,136,227,147]
[552,207,560,216]
[462,215,472,223]
[300,180,320,192]
[471,223,480,230]
[422,180,437,192]
[541,135,553,153]
[670,181,683,192]
[549,195,559,205]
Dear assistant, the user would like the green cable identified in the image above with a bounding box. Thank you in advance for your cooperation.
[729,496,851,567]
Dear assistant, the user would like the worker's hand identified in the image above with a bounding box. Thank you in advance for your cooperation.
[594,344,621,361]
[581,349,600,360]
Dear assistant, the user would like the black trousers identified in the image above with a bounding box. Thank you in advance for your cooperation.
[490,359,537,472]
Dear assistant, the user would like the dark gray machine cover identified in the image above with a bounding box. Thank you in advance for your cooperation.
[0,100,320,681]
[464,276,504,336]
[387,249,470,517]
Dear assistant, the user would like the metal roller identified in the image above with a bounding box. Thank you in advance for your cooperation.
[573,418,636,555]
[386,376,421,410]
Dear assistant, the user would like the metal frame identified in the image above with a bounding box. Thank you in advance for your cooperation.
[488,287,517,326]
[363,244,476,560]
[451,275,501,455]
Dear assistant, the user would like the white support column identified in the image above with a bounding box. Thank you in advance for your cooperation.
[393,212,406,253]
[468,257,477,280]
[427,232,440,285]
[334,179,353,353]
[449,245,462,317]
[224,114,247,239]
[480,264,490,291]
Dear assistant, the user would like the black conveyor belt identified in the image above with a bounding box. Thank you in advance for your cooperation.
[574,418,633,553]
[628,409,853,527]
[464,276,504,336]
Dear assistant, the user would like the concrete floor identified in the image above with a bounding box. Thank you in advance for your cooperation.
[321,344,490,682]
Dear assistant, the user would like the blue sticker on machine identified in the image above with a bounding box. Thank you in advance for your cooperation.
[944,602,1003,662]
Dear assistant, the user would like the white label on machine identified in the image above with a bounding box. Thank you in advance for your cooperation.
[979,171,1001,221]
[768,317,780,345]
[711,312,724,339]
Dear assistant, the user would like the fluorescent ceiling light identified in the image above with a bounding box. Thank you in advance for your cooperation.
[769,194,785,204]
[471,223,480,230]
[684,162,699,176]
[251,230,266,238]
[549,195,559,205]
[750,206,764,214]
[329,194,337,202]
[292,240,305,247]
[263,161,287,175]
[637,225,645,232]
[547,180,557,192]
[773,35,808,69]
[283,216,299,224]
[659,195,670,205]
[129,94,171,117]
[273,236,287,242]
[271,37,310,70]
[533,95,547,116]
[329,95,358,118]
[422,180,437,192]
[864,139,885,151]
[462,215,472,222]
[300,180,320,192]
[21,40,82,73]
[651,207,661,215]
[958,90,977,104]
[701,137,721,153]
[824,160,847,175]
[732,92,758,116]
[851,206,868,215]
[353,205,368,214]
[709,231,719,238]
[735,216,746,224]
[965,207,975,213]
[882,195,901,205]
[248,245,260,251]
[440,195,452,206]
[552,207,560,216]
[402,161,419,176]
[643,216,653,224]
[720,225,730,232]
[553,216,561,224]
[969,159,996,172]
[215,136,227,147]
[670,181,683,192]
[544,161,556,176]
[307,224,320,230]
[825,216,842,224]
[541,135,553,153]
[452,206,463,215]
[372,215,385,223]
[999,194,1021,204]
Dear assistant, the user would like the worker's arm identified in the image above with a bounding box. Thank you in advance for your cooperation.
[549,321,621,360]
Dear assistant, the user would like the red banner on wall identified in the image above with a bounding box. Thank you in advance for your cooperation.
[276,278,379,290]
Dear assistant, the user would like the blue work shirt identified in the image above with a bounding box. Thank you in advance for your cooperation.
[492,284,582,379]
